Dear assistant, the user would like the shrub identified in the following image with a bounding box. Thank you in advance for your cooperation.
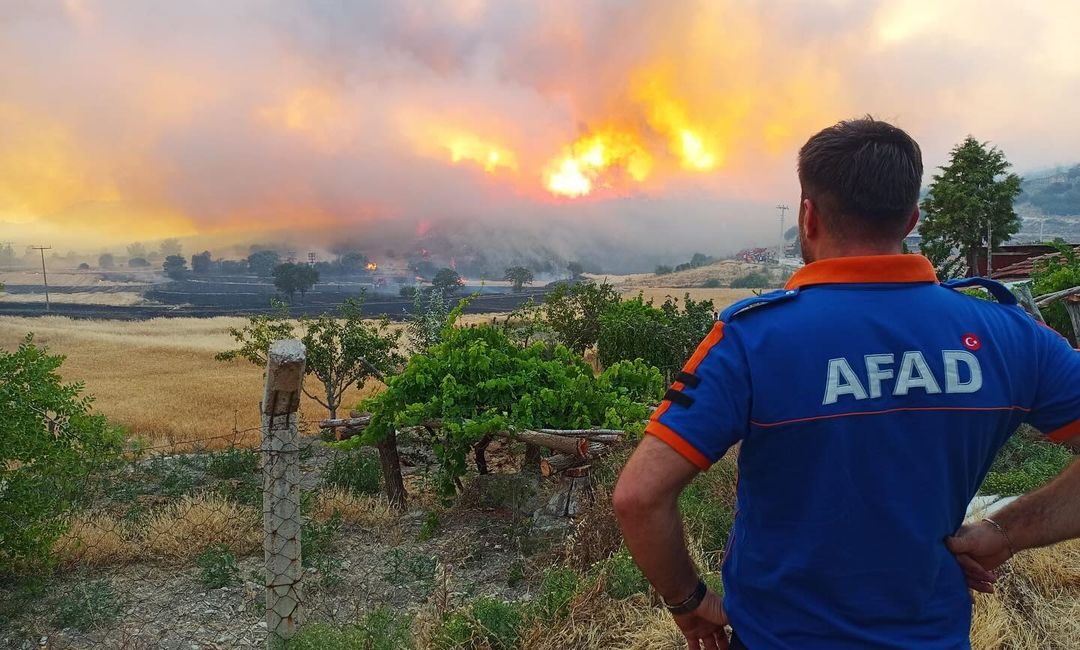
[384,549,437,588]
[418,510,441,541]
[323,449,381,496]
[603,546,649,599]
[543,280,622,354]
[980,430,1073,496]
[432,598,524,650]
[206,447,258,480]
[703,278,722,288]
[53,579,120,631]
[197,543,241,589]
[1,336,124,573]
[302,513,342,570]
[655,265,673,275]
[1031,242,1080,344]
[730,271,769,288]
[532,566,580,623]
[597,294,716,380]
[286,607,414,650]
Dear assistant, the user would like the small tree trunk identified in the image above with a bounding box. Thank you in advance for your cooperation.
[325,384,337,420]
[376,429,407,509]
[522,443,542,476]
[473,435,492,474]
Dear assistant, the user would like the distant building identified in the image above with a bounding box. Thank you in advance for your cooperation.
[984,243,1080,281]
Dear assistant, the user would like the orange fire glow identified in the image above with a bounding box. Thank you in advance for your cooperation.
[366,261,378,271]
[543,128,652,198]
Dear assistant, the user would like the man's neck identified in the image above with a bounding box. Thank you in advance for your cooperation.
[808,243,904,263]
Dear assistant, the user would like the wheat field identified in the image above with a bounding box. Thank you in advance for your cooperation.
[0,315,379,451]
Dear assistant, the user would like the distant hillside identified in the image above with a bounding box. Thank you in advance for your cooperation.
[1020,164,1080,216]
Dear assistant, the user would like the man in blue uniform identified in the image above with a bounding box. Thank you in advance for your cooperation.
[614,117,1080,649]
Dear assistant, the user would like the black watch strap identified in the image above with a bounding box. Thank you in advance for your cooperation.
[664,579,708,615]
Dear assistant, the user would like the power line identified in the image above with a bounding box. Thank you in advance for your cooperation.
[31,245,52,312]
[775,204,790,270]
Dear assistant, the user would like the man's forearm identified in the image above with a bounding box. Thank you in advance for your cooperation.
[991,457,1080,552]
[617,496,700,603]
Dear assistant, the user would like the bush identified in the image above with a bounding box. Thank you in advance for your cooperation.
[1,336,124,573]
[197,544,241,589]
[433,597,525,650]
[53,579,119,631]
[286,607,414,650]
[323,449,381,496]
[730,271,769,288]
[206,447,258,480]
[532,566,580,623]
[980,430,1073,496]
[543,280,622,354]
[597,294,715,380]
[702,278,722,288]
[655,265,673,275]
[1031,243,1080,344]
[603,546,649,599]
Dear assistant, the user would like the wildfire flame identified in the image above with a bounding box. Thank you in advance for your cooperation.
[366,261,377,271]
[544,128,652,198]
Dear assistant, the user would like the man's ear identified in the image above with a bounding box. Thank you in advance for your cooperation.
[802,198,819,240]
[904,207,920,236]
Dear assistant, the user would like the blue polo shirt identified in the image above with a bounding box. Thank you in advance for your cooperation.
[646,254,1080,649]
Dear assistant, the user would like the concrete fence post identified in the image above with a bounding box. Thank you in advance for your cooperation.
[261,339,306,648]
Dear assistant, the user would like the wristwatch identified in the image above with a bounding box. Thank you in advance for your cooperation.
[663,579,708,615]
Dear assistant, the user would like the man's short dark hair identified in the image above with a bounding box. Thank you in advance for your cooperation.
[798,117,923,243]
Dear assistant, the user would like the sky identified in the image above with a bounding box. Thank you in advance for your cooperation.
[1,0,1079,263]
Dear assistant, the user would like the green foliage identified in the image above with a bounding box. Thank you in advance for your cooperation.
[980,430,1073,496]
[197,544,241,589]
[418,510,441,541]
[162,254,187,279]
[1031,242,1080,343]
[702,278,722,288]
[432,597,525,650]
[1,336,124,573]
[53,579,119,631]
[690,253,715,267]
[919,137,1023,278]
[597,294,716,381]
[324,449,382,496]
[655,265,673,275]
[217,296,403,418]
[206,447,258,480]
[432,268,464,294]
[504,266,535,292]
[361,322,660,493]
[384,549,437,588]
[302,513,342,571]
[543,280,622,354]
[286,607,414,650]
[247,250,281,277]
[603,546,649,599]
[730,271,769,288]
[273,262,320,300]
[532,566,580,623]
[406,287,450,353]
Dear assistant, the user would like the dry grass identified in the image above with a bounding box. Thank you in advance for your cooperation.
[54,494,260,568]
[0,291,147,305]
[619,287,759,307]
[0,315,379,451]
[310,487,398,531]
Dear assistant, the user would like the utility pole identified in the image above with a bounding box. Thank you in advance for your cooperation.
[32,245,52,311]
[775,204,790,267]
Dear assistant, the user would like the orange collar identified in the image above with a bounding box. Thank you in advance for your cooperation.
[785,254,939,290]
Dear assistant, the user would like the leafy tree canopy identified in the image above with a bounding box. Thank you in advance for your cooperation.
[162,254,187,279]
[432,267,464,294]
[543,280,622,354]
[247,250,280,277]
[598,294,716,381]
[273,262,319,300]
[1031,241,1080,344]
[504,266,534,292]
[919,136,1023,278]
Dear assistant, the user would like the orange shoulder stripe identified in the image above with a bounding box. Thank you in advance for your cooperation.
[645,421,712,470]
[1048,418,1080,443]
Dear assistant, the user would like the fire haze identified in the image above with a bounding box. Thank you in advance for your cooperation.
[2,1,1080,256]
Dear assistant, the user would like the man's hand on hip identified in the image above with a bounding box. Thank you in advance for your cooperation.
[946,521,1012,593]
[673,590,730,650]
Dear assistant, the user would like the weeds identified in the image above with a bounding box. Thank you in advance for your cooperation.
[432,597,524,650]
[385,549,438,589]
[206,448,258,480]
[602,546,648,599]
[418,510,441,541]
[285,607,414,650]
[532,566,580,623]
[53,579,120,631]
[197,544,241,589]
[981,430,1073,495]
[324,449,382,496]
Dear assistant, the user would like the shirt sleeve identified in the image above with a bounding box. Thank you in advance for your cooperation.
[645,321,751,469]
[1026,322,1080,441]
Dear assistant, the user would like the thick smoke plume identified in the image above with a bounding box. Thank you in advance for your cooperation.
[1,0,1079,266]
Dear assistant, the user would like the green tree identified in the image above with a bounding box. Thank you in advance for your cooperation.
[273,263,319,301]
[542,280,622,354]
[405,288,449,354]
[1,336,124,573]
[432,268,463,294]
[247,250,280,277]
[504,266,534,292]
[97,253,114,269]
[567,261,584,280]
[128,257,149,268]
[357,308,663,498]
[919,137,1023,278]
[598,294,715,381]
[126,242,147,259]
[655,265,673,275]
[162,254,187,279]
[191,250,213,274]
[159,238,183,257]
[690,253,714,268]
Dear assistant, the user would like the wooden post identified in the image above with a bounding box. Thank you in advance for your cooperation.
[1015,283,1046,323]
[261,340,306,648]
[1065,296,1080,342]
